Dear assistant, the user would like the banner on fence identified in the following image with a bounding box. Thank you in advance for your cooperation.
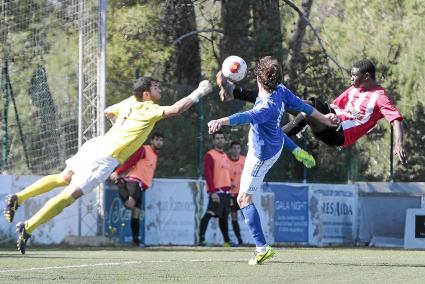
[0,175,98,244]
[266,183,308,243]
[308,184,357,246]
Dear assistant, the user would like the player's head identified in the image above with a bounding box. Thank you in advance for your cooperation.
[229,141,242,158]
[133,77,161,102]
[150,132,164,151]
[212,131,226,150]
[255,56,282,93]
[350,59,376,87]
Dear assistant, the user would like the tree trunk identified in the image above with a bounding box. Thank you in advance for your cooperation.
[252,0,283,63]
[163,0,201,85]
[285,0,314,88]
[220,0,251,62]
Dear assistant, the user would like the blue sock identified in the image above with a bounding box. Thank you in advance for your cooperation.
[241,203,266,247]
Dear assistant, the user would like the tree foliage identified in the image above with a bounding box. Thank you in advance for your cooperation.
[395,102,425,181]
[1,0,424,181]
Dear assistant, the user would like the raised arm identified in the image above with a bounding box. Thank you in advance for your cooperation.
[162,80,213,118]
[309,109,340,126]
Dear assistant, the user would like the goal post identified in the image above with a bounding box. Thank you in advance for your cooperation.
[0,0,106,237]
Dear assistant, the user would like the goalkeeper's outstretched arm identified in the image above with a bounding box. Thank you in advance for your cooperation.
[163,80,213,118]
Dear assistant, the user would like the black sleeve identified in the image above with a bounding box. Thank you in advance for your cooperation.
[233,86,258,104]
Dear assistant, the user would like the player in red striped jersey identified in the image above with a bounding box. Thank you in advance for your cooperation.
[218,59,407,165]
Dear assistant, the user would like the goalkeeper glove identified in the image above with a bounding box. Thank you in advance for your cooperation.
[292,147,316,168]
[189,80,213,103]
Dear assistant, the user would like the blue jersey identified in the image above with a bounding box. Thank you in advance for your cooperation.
[229,84,313,160]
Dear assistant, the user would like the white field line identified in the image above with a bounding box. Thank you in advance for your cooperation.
[0,259,240,273]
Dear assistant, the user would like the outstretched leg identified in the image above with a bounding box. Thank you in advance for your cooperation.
[238,193,274,265]
[17,186,80,254]
[284,97,331,134]
[238,147,282,265]
[4,170,72,223]
[16,170,73,205]
[284,97,344,146]
[216,71,257,103]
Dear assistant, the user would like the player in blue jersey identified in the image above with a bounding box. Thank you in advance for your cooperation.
[208,56,338,265]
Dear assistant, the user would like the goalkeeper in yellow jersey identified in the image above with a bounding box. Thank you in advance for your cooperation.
[3,77,213,254]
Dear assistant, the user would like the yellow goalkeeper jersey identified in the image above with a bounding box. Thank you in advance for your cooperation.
[101,96,165,163]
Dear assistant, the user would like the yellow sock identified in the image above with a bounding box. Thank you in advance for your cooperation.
[25,191,75,235]
[16,174,69,205]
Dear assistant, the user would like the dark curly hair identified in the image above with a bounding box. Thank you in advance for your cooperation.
[254,56,282,93]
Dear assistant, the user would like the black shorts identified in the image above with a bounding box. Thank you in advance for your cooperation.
[206,193,231,219]
[230,195,240,212]
[309,97,345,146]
[117,179,143,209]
[314,125,345,146]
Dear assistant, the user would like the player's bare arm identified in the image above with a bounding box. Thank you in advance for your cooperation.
[392,119,407,165]
[208,117,230,134]
[309,109,339,127]
[163,80,213,118]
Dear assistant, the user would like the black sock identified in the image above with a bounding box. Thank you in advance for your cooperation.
[199,213,212,242]
[219,216,230,243]
[131,217,140,243]
[283,113,308,136]
[232,220,242,244]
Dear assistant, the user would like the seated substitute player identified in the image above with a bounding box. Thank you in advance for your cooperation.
[109,132,164,246]
[227,141,245,246]
[3,76,213,254]
[217,59,407,165]
[208,56,337,265]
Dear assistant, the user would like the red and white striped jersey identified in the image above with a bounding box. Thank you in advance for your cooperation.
[330,85,403,146]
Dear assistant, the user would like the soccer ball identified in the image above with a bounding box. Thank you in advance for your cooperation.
[221,55,247,82]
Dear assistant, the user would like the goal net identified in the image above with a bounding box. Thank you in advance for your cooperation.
[0,0,100,175]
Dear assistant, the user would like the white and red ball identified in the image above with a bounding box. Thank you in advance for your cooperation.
[221,55,247,82]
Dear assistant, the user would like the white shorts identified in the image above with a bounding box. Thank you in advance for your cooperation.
[239,147,282,195]
[65,138,119,194]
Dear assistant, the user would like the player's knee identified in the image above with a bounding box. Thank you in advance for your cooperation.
[61,169,74,183]
[64,187,83,200]
[45,191,76,216]
[132,207,141,218]
[237,193,251,208]
[125,197,136,209]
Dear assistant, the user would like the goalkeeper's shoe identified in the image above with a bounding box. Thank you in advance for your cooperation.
[3,194,19,223]
[292,148,316,168]
[216,71,235,102]
[248,245,275,265]
[16,222,31,255]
